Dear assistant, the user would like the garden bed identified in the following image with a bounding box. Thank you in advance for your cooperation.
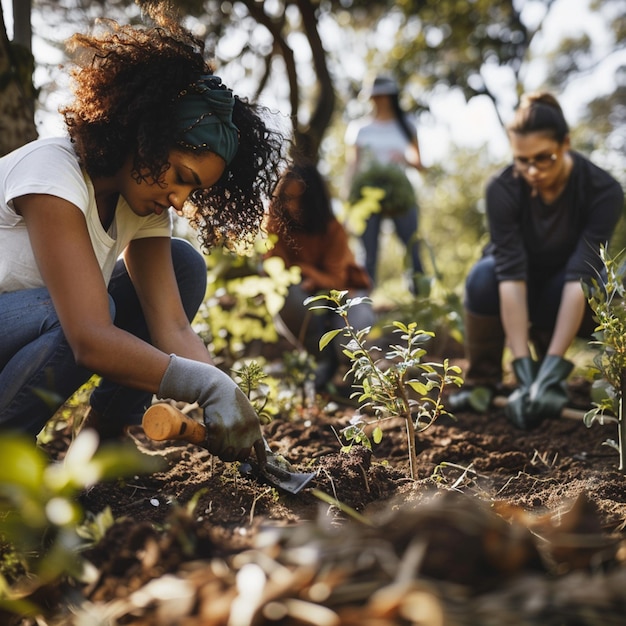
[11,366,626,626]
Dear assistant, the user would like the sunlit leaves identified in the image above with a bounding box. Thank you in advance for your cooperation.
[583,245,626,471]
[308,290,463,479]
[0,430,162,593]
[197,247,300,359]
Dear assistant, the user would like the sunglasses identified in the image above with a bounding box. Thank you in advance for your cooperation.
[514,152,557,171]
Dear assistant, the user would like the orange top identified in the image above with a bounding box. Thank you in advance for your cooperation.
[266,217,371,292]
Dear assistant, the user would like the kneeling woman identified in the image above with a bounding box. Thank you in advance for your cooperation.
[451,92,623,428]
[0,7,284,462]
[266,161,376,390]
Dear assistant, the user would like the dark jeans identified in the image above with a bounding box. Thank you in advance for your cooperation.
[361,206,423,287]
[464,254,595,336]
[0,238,207,436]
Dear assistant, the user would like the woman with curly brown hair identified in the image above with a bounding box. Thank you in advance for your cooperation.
[0,6,285,463]
[266,161,375,391]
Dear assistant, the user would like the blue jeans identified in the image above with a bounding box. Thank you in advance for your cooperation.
[361,206,423,289]
[0,238,207,436]
[465,254,595,336]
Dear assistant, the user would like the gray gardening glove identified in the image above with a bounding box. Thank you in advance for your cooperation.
[505,357,539,429]
[527,355,573,422]
[158,354,264,463]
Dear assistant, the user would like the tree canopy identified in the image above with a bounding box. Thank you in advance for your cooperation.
[7,0,622,167]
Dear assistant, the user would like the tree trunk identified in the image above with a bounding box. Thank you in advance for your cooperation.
[12,0,32,52]
[0,3,37,156]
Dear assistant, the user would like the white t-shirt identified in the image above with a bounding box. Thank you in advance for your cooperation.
[345,117,417,169]
[0,137,171,293]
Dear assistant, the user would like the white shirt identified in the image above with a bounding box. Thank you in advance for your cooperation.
[0,137,171,293]
[345,117,417,169]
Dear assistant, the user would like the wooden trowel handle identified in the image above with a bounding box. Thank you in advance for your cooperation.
[492,395,587,421]
[142,404,207,444]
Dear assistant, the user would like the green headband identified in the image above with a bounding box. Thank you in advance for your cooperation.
[174,75,239,165]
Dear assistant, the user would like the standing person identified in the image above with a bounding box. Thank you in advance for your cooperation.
[344,74,426,293]
[0,5,286,463]
[450,91,624,429]
[266,161,375,391]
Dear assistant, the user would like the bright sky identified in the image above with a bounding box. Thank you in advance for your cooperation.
[1,0,622,164]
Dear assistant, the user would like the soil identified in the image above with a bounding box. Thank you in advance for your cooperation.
[9,350,626,626]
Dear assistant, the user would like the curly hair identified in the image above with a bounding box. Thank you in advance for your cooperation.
[268,160,335,243]
[60,3,286,252]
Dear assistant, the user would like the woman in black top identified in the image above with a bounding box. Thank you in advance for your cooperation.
[451,91,624,428]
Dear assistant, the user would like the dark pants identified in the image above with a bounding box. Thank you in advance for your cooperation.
[0,238,207,435]
[464,255,595,337]
[361,206,423,288]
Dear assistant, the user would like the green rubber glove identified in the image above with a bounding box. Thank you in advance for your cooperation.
[448,386,493,413]
[158,355,264,462]
[505,357,539,429]
[527,355,573,421]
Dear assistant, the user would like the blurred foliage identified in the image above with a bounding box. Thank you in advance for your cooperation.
[36,375,100,444]
[344,145,492,307]
[194,240,299,366]
[0,430,162,616]
[417,149,494,293]
[342,184,385,237]
[348,161,417,217]
[376,273,464,357]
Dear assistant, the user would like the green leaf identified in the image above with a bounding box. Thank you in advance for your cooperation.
[468,387,493,413]
[407,381,429,395]
[319,328,342,351]
[583,408,600,428]
[0,435,47,492]
[372,425,383,444]
[264,290,286,317]
[304,294,332,306]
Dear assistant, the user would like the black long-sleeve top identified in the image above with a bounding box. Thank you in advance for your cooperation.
[484,151,624,282]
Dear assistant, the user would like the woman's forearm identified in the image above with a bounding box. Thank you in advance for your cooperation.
[548,281,586,356]
[499,280,531,358]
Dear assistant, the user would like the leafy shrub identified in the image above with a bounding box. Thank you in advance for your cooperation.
[582,245,626,471]
[307,290,463,480]
[348,161,417,218]
[195,244,299,364]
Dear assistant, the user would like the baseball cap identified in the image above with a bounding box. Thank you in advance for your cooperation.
[365,75,400,97]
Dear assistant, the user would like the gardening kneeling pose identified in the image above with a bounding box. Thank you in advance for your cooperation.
[448,91,623,428]
[0,7,284,457]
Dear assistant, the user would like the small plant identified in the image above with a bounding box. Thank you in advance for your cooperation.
[582,245,626,471]
[281,349,317,410]
[306,290,463,480]
[231,359,276,425]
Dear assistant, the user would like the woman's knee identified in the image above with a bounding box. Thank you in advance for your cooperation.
[171,238,207,320]
[464,257,499,315]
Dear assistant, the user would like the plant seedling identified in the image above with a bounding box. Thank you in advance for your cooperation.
[306,290,463,480]
[582,245,626,472]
